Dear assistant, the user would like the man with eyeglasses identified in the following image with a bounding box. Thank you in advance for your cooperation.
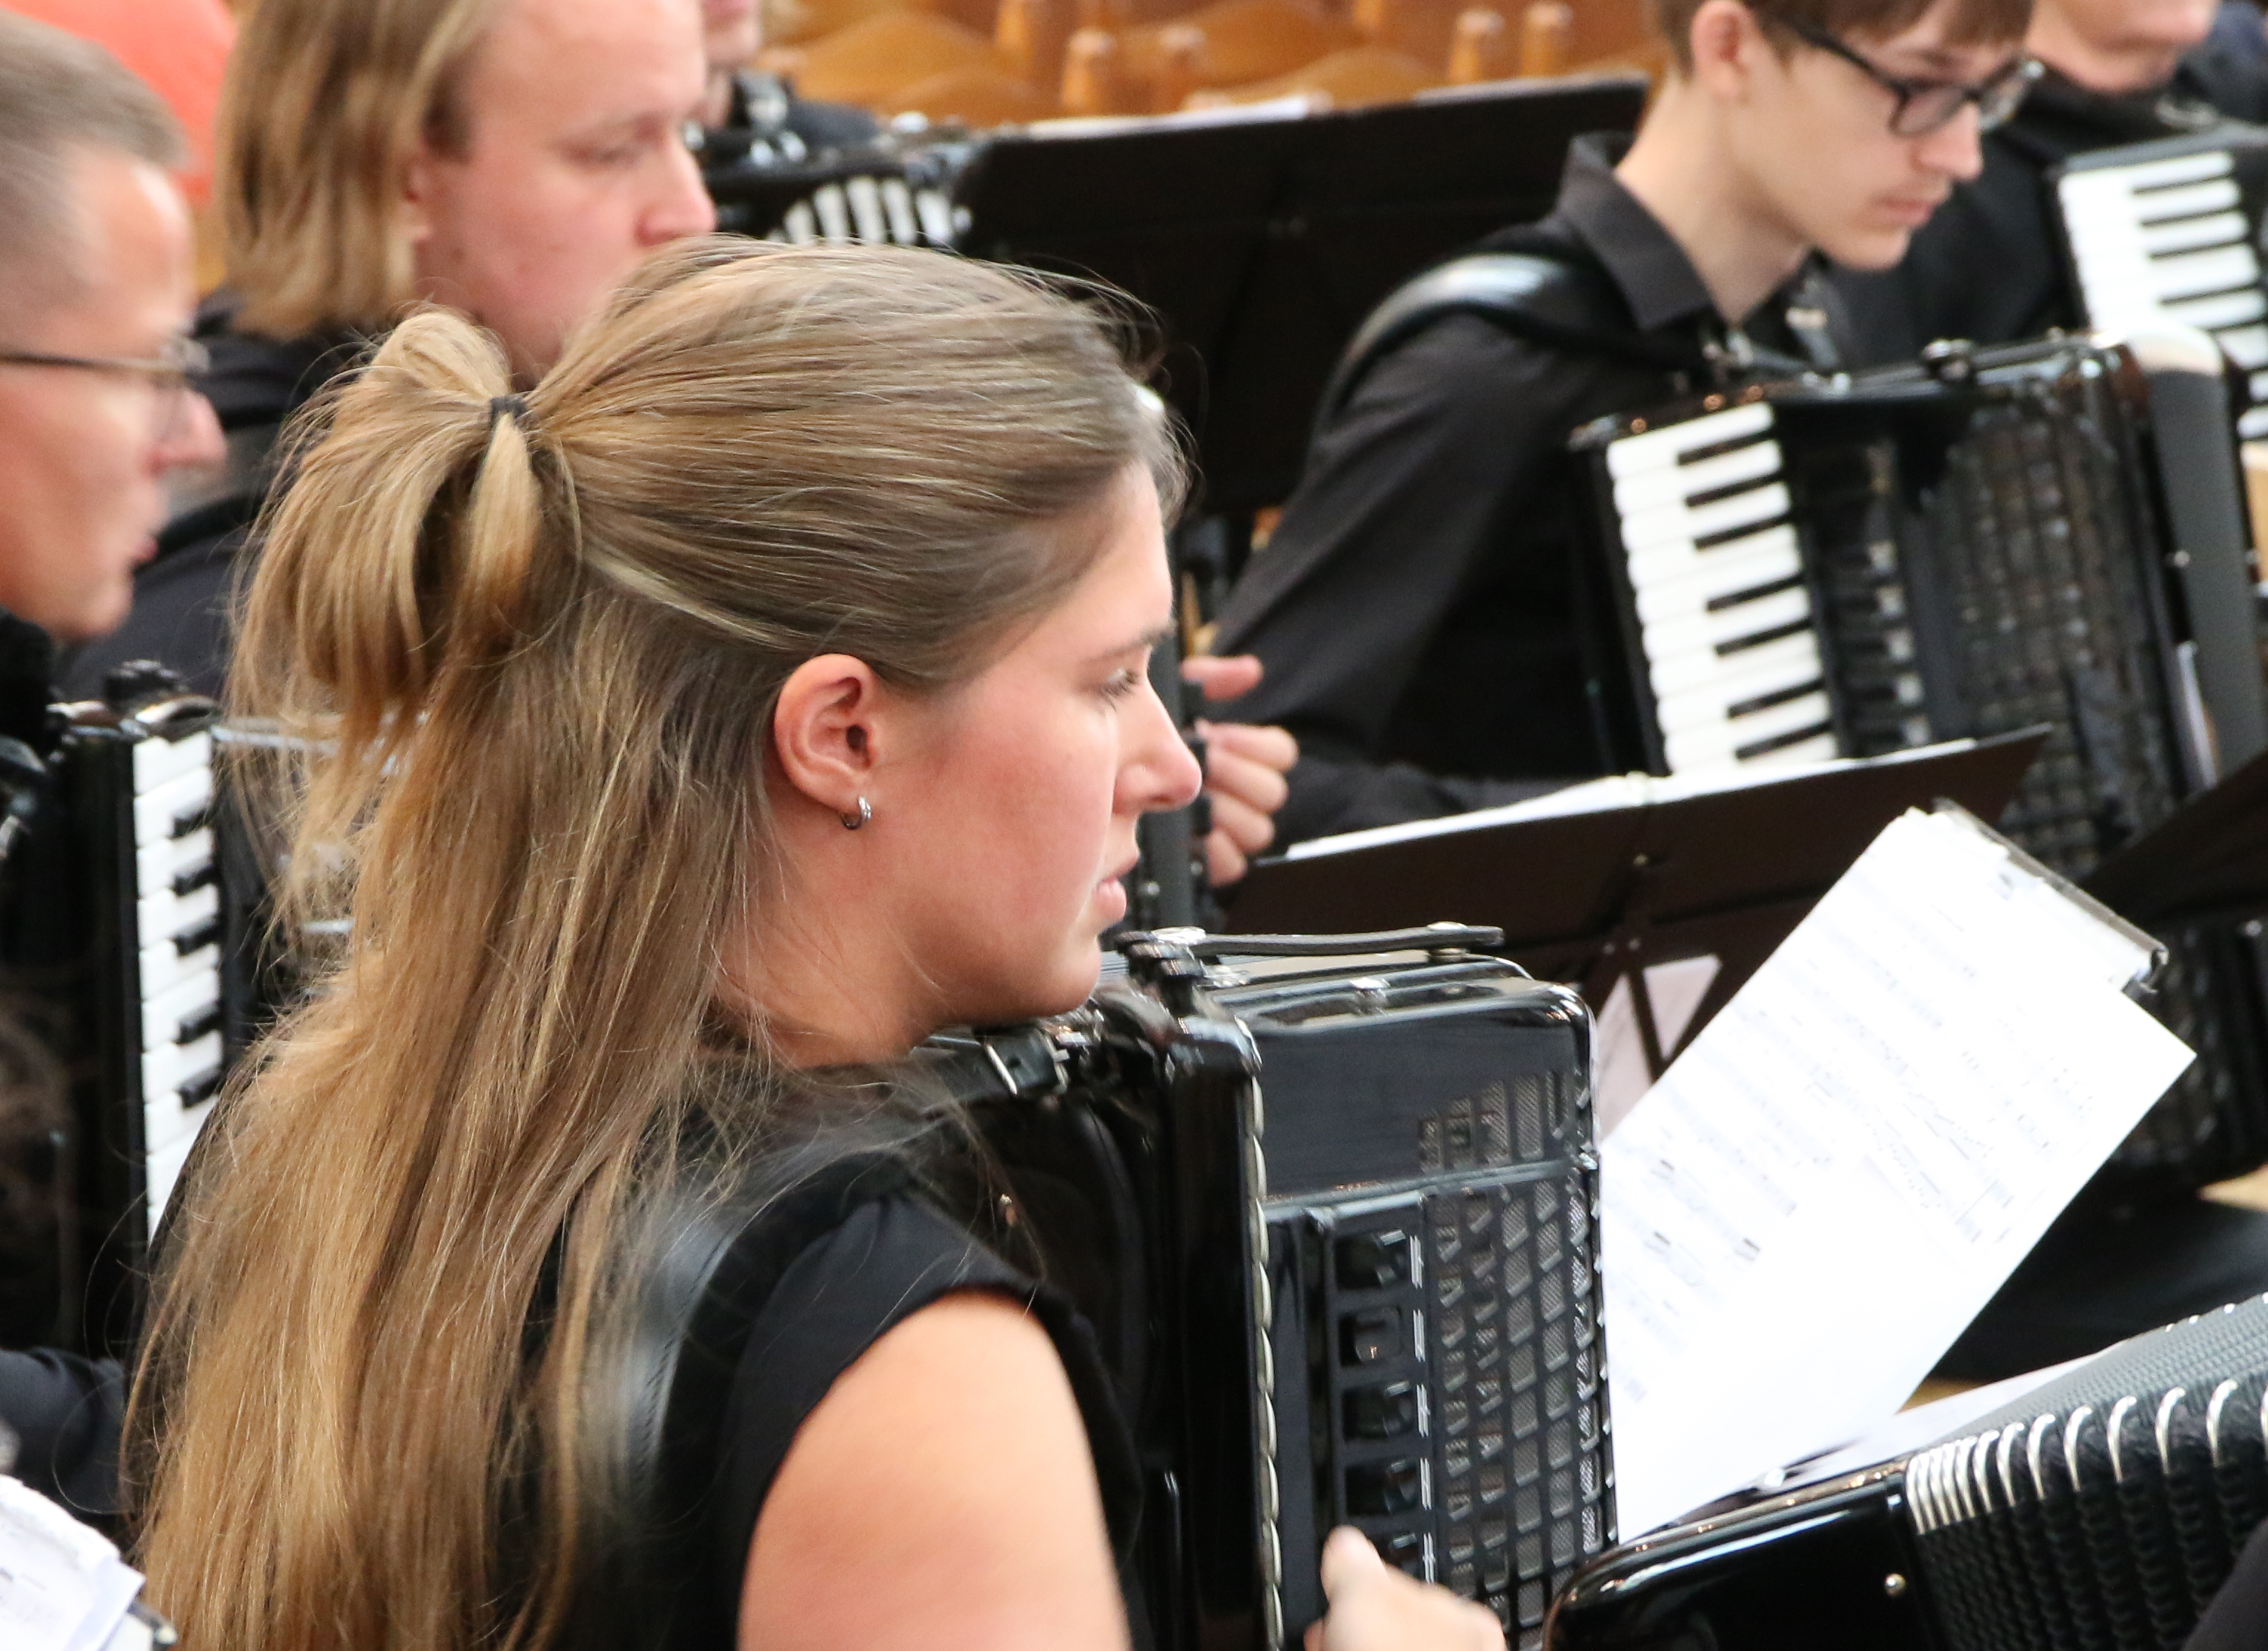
[0,11,225,657]
[1834,0,2259,361]
[0,10,228,1530]
[1208,0,2035,848]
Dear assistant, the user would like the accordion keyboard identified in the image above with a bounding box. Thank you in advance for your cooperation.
[1600,400,1840,773]
[2058,144,2268,437]
[129,722,225,1228]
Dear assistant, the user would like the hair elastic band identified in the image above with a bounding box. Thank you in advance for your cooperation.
[488,393,531,431]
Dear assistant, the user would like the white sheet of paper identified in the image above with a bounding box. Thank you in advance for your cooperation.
[0,1475,146,1651]
[1602,808,2196,1535]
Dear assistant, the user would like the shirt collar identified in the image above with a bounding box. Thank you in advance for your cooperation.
[1551,130,1831,354]
[1552,132,1720,334]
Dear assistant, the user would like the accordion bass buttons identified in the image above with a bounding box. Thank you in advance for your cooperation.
[1336,1229,1416,1291]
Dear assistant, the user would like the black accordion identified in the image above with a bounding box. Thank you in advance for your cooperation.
[1571,330,2268,1195]
[0,669,256,1354]
[1547,1291,2268,1651]
[2051,127,2268,440]
[629,929,1609,1650]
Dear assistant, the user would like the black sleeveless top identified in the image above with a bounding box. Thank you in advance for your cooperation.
[657,1174,1146,1650]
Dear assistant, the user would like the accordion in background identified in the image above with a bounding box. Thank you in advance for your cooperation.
[1547,1292,2268,1651]
[922,929,1608,1650]
[2052,127,2268,440]
[0,668,260,1355]
[1571,330,2268,1197]
[703,133,968,248]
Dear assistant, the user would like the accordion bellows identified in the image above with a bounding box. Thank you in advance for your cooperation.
[1550,1295,2268,1651]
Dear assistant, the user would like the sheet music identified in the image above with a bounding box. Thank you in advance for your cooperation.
[1279,738,1981,860]
[1602,807,2195,1535]
[0,1475,147,1651]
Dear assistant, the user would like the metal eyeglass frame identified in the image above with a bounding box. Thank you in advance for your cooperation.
[0,335,212,437]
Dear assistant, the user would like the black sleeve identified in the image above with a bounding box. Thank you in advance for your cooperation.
[0,1348,124,1520]
[710,1195,1138,1625]
[1210,313,1616,840]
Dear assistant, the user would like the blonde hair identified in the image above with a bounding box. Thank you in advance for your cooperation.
[130,239,1181,1651]
[218,0,497,339]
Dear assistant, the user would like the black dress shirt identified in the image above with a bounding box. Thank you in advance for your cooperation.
[1834,17,2268,366]
[1210,134,1843,847]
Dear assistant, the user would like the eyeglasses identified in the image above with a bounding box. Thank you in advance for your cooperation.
[0,334,212,441]
[1772,15,2042,137]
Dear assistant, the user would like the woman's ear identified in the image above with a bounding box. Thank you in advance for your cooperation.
[772,653,885,820]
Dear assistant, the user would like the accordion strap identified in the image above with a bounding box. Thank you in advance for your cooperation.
[1313,243,1710,440]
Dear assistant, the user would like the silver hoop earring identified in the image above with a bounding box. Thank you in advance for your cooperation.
[840,797,872,831]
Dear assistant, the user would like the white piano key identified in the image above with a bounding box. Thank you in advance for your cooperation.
[2241,405,2268,439]
[142,967,219,1053]
[915,188,955,246]
[2141,241,2261,303]
[2166,287,2268,330]
[2219,322,2268,369]
[145,1099,216,1226]
[143,1029,221,1115]
[132,728,210,794]
[781,202,818,245]
[1653,642,1827,736]
[812,182,852,242]
[139,880,218,951]
[133,766,211,846]
[1647,626,1823,702]
[844,174,889,242]
[880,177,920,244]
[2136,209,2247,256]
[139,938,219,1000]
[2251,370,2268,402]
[1662,690,1834,771]
[2077,147,2235,195]
[1603,401,1774,479]
[1619,480,1790,555]
[2129,176,2244,223]
[1630,537,1804,626]
[137,825,212,901]
[1640,583,1814,662]
[1625,521,1800,593]
[1611,436,1781,516]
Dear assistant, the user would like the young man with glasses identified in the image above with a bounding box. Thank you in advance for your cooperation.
[1834,0,2258,361]
[1208,0,2033,846]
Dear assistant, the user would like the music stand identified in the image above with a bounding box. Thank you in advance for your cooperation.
[954,75,1649,513]
[2083,743,2268,931]
[1224,731,2046,1076]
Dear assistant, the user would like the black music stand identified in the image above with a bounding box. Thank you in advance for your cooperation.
[1224,731,2045,1074]
[953,75,1648,514]
[2083,743,2268,931]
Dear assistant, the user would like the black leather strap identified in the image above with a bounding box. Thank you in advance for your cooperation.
[1314,247,1711,440]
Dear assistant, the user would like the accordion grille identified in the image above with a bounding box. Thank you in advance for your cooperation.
[1419,1074,1610,1644]
[1917,399,2179,877]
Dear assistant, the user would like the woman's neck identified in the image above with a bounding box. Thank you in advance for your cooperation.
[1614,84,1813,327]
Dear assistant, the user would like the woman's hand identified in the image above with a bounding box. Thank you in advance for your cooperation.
[1179,655,1297,886]
[1304,1528,1508,1651]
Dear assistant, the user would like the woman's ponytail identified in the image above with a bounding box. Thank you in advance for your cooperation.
[238,307,555,751]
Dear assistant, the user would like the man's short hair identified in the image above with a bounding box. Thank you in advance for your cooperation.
[219,0,500,342]
[1652,0,2032,68]
[0,12,185,316]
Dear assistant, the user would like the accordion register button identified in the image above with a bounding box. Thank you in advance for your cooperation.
[1344,1461,1425,1516]
[1336,1230,1413,1291]
[1341,1309,1405,1366]
[1343,1382,1420,1440]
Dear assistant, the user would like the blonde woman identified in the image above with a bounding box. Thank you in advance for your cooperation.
[127,239,1501,1651]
